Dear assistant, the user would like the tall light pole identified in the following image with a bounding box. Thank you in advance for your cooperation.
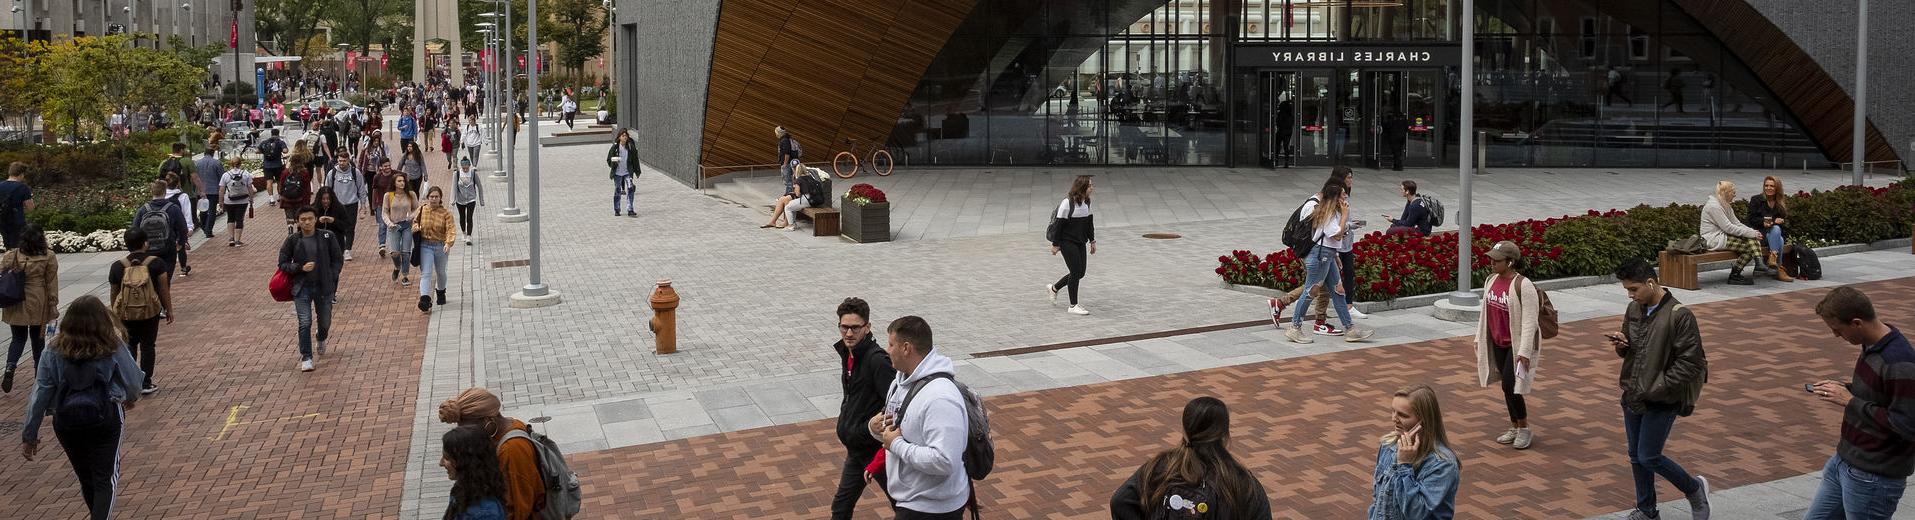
[337,42,350,95]
[1852,0,1868,185]
[511,0,557,307]
[493,3,524,221]
[1445,0,1480,312]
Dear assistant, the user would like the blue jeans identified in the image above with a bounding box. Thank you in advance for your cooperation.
[292,284,333,361]
[372,205,387,248]
[613,174,635,212]
[1624,403,1698,514]
[1291,245,1354,329]
[1766,225,1785,252]
[388,221,414,275]
[1804,455,1907,520]
[419,242,448,296]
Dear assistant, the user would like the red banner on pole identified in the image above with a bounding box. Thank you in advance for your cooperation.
[230,20,239,48]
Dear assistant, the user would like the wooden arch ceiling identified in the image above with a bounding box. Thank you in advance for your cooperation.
[699,0,977,176]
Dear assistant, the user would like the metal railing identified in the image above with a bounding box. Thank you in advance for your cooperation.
[697,162,797,191]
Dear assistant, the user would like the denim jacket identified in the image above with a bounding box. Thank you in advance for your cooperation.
[22,345,143,444]
[1368,441,1459,520]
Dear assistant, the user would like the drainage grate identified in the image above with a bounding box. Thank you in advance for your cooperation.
[490,259,530,269]
[1142,233,1182,239]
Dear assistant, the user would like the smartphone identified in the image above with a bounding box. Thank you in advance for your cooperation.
[1804,383,1817,394]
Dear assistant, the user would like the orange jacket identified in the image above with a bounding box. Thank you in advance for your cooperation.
[493,419,547,520]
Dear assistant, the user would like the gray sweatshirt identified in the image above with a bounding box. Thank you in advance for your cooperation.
[453,166,485,205]
[325,166,369,206]
[879,350,970,514]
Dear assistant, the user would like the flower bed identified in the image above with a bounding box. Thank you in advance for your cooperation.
[1218,180,1914,302]
[47,229,127,254]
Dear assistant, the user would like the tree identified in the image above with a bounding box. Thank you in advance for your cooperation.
[0,38,46,129]
[541,0,607,77]
[255,0,329,63]
[37,36,207,136]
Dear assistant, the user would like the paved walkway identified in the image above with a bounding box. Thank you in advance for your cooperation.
[562,274,1915,518]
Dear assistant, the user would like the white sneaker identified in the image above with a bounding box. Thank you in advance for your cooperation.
[1046,284,1058,304]
[1344,327,1376,342]
[1495,428,1519,444]
[1285,327,1313,344]
[1348,306,1370,319]
[1512,428,1533,449]
[1067,305,1090,315]
[464,238,472,246]
[343,250,354,261]
[299,360,314,372]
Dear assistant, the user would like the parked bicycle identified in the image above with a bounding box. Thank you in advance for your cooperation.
[832,138,894,179]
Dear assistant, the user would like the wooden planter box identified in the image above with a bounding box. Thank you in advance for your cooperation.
[841,201,890,243]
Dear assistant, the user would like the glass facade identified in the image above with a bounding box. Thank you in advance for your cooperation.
[886,0,1828,169]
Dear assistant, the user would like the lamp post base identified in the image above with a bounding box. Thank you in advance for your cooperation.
[509,288,562,308]
[498,208,528,223]
[1433,292,1482,323]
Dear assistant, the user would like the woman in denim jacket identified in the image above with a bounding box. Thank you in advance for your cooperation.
[1369,385,1460,520]
[20,296,145,520]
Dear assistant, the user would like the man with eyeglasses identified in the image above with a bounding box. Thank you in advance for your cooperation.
[830,297,896,519]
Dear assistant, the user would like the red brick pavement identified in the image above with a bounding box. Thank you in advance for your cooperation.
[0,129,451,519]
[567,277,1915,519]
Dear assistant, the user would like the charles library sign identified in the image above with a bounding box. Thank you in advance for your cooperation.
[1235,45,1461,68]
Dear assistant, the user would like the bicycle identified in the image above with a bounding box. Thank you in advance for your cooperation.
[832,138,895,179]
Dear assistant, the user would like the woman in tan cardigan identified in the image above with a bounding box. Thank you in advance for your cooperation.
[1476,240,1542,449]
[2,223,59,393]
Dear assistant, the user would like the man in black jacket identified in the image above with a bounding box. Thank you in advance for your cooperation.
[831,297,896,519]
[279,206,343,373]
[1609,259,1711,520]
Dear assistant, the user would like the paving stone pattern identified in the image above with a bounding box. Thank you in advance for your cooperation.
[559,275,1915,519]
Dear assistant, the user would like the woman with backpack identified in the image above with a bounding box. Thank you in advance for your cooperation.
[19,295,145,520]
[441,112,462,171]
[438,387,546,520]
[440,425,509,519]
[280,140,317,228]
[1110,396,1271,519]
[1368,385,1460,520]
[110,228,173,395]
[453,157,485,245]
[2,223,57,394]
[1475,241,1543,450]
[219,157,256,247]
[1046,175,1097,316]
[1284,183,1375,343]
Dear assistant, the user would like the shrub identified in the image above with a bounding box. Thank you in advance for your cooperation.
[1543,215,1629,279]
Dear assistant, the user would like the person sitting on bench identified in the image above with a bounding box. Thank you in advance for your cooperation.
[1700,180,1764,286]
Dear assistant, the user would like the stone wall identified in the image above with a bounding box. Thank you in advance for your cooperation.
[1747,0,1914,167]
[614,0,719,187]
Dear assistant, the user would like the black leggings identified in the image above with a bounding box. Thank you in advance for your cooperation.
[1494,345,1528,422]
[6,324,44,371]
[1054,242,1088,305]
[55,407,122,520]
[456,202,476,236]
[124,317,160,388]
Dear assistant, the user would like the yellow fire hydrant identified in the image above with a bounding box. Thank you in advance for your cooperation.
[649,279,680,354]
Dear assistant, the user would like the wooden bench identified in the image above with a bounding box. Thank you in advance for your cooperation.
[1658,250,1739,290]
[799,207,840,237]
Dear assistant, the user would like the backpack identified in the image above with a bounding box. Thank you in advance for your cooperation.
[1784,244,1822,280]
[498,427,583,520]
[798,172,828,208]
[1415,194,1446,228]
[54,356,119,430]
[112,258,162,321]
[137,202,176,247]
[261,139,285,163]
[1521,276,1560,340]
[280,170,307,199]
[1280,196,1321,258]
[224,172,253,203]
[899,373,996,481]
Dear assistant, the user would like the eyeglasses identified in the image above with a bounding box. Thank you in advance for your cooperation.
[838,323,868,332]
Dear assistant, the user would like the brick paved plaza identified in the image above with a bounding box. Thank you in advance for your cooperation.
[0,118,1908,519]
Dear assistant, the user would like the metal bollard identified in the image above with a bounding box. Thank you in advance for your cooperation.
[649,279,680,354]
[1475,131,1488,175]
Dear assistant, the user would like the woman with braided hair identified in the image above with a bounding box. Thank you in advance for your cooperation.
[438,388,545,520]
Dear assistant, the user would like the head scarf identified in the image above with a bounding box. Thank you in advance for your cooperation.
[438,387,503,424]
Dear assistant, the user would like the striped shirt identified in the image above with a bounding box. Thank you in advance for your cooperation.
[1839,326,1915,478]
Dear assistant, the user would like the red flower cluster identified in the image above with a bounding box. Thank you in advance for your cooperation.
[845,183,887,205]
[1220,216,1572,301]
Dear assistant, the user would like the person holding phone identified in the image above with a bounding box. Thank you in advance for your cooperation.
[1286,183,1375,344]
[1609,258,1711,520]
[1801,286,1915,520]
[1744,176,1792,282]
[1368,385,1459,520]
[1476,241,1543,450]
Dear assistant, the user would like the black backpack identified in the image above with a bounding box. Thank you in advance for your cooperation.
[54,357,119,430]
[1415,194,1446,228]
[1280,196,1320,258]
[280,170,307,199]
[798,172,829,208]
[1785,244,1822,280]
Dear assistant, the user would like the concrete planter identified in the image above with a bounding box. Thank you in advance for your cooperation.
[841,202,890,243]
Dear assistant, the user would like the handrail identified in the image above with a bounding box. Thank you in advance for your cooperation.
[697,162,801,191]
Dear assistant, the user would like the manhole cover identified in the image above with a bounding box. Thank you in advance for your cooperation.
[490,259,530,269]
[1142,233,1182,239]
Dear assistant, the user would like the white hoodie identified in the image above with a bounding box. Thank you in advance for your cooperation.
[877,349,970,514]
[164,188,195,233]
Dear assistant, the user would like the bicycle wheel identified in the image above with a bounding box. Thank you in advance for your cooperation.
[832,151,860,179]
[870,149,895,176]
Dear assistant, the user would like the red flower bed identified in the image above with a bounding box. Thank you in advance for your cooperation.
[845,183,888,205]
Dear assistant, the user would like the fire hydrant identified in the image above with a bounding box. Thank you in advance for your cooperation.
[649,279,680,354]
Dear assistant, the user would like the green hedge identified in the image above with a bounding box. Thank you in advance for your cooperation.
[0,127,208,233]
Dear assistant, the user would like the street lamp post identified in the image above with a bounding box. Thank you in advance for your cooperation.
[510,0,557,307]
[1852,0,1868,186]
[1444,0,1480,313]
[491,5,524,220]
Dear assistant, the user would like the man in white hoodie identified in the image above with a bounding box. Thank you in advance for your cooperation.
[867,316,970,519]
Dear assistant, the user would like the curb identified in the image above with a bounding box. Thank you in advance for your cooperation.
[1221,237,1914,312]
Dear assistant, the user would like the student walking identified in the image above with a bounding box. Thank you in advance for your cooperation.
[279,206,343,372]
[442,117,463,171]
[257,130,287,204]
[416,187,457,313]
[369,161,396,257]
[462,117,485,166]
[323,155,369,261]
[1,224,56,393]
[192,146,224,239]
[18,295,145,520]
[607,129,639,217]
[1609,258,1712,520]
[829,298,896,519]
[1286,184,1375,343]
[280,141,316,228]
[1804,286,1915,520]
[453,158,484,245]
[385,178,419,286]
[160,173,198,276]
[109,229,175,395]
[868,316,971,519]
[399,141,428,198]
[0,162,36,250]
[1046,175,1097,316]
[132,181,189,283]
[438,387,546,520]
[218,157,256,247]
[1109,396,1273,520]
[440,425,510,520]
[1368,385,1461,520]
[1475,241,1542,449]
